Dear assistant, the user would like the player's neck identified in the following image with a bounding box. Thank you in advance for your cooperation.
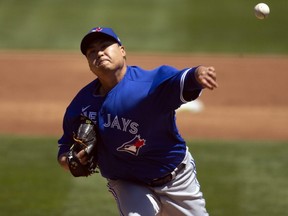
[99,85,110,96]
[98,65,127,96]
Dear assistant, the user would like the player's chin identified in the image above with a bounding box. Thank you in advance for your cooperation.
[96,60,111,68]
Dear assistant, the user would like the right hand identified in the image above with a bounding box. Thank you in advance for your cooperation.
[195,66,218,90]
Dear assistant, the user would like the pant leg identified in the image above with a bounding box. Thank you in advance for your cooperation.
[107,149,208,216]
[107,179,161,216]
[153,150,209,216]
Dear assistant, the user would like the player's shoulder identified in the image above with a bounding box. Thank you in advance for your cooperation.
[76,79,98,96]
[68,79,98,107]
[127,65,179,81]
[155,65,179,74]
[129,65,177,72]
[126,66,152,81]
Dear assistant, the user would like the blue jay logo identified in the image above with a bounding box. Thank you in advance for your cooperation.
[117,135,146,156]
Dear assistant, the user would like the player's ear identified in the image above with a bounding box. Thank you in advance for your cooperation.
[120,46,126,58]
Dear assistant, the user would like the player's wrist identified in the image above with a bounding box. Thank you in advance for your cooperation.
[185,67,204,90]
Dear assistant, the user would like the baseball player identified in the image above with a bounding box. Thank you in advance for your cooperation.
[57,27,218,216]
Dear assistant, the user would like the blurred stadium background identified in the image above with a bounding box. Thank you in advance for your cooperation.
[0,0,288,53]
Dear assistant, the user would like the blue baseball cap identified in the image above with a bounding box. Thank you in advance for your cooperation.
[80,27,122,55]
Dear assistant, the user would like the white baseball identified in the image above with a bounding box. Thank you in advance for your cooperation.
[254,3,270,19]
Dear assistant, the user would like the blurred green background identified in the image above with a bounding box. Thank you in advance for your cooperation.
[0,0,287,54]
[1,1,288,216]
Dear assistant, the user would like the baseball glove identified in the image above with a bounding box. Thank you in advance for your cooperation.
[67,115,98,177]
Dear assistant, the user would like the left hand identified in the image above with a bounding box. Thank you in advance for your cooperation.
[66,115,98,177]
[195,66,218,90]
[76,150,89,165]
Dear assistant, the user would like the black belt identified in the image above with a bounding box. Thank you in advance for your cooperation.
[149,163,186,187]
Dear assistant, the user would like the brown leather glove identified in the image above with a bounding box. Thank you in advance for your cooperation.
[67,115,98,177]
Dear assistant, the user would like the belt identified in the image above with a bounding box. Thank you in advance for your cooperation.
[149,163,186,187]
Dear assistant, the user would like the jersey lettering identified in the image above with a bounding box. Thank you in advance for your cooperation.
[122,118,132,132]
[82,111,97,122]
[88,112,97,121]
[129,122,139,134]
[103,114,112,127]
[111,115,121,129]
[104,114,139,134]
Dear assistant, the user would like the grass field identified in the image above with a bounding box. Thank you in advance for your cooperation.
[1,136,287,216]
[0,0,288,54]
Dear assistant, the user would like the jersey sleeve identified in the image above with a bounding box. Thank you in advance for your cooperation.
[148,65,203,112]
[57,79,100,159]
[57,110,79,159]
[182,67,203,102]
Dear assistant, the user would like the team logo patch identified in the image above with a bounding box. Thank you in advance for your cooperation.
[92,27,103,32]
[117,135,146,156]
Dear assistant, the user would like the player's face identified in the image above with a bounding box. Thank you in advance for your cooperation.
[86,38,126,75]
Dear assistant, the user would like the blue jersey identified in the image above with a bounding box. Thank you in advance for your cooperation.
[58,65,203,184]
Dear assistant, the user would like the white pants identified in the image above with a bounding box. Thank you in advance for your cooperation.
[107,150,209,216]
